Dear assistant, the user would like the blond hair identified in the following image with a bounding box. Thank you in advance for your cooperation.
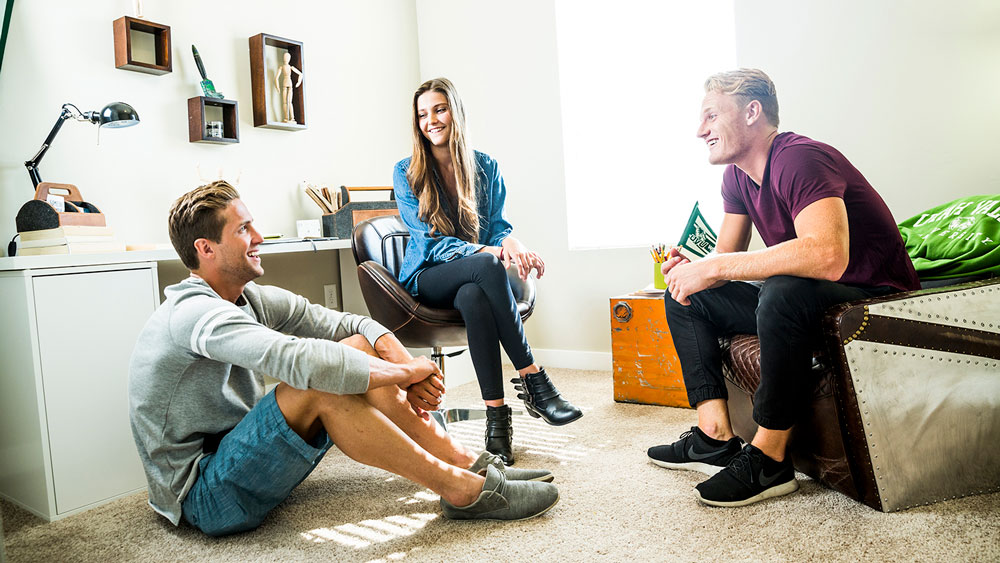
[406,78,480,241]
[705,68,779,127]
[168,180,240,270]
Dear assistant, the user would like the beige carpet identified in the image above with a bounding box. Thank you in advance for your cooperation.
[3,368,998,562]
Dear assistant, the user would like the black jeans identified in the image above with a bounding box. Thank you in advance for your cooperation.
[663,276,895,430]
[415,252,533,400]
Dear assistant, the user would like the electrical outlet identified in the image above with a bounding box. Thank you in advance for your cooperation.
[324,284,339,310]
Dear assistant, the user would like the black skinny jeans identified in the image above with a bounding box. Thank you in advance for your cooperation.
[414,252,534,401]
[663,275,894,430]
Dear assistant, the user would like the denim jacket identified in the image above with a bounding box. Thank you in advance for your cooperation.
[393,150,513,294]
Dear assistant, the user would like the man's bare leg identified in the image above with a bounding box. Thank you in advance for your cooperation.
[274,383,483,507]
[648,397,743,475]
[750,427,791,461]
[339,334,479,469]
[366,385,479,468]
[696,398,790,460]
[696,398,737,441]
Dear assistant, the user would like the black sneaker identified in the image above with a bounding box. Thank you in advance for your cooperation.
[647,426,743,475]
[695,444,799,507]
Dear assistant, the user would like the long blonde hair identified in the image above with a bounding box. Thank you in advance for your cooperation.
[406,78,479,241]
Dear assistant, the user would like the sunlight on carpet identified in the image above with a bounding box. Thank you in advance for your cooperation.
[366,546,427,562]
[300,512,438,548]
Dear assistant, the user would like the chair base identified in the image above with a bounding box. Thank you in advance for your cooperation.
[427,347,522,430]
[430,407,525,430]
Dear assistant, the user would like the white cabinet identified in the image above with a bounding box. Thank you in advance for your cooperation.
[0,262,158,521]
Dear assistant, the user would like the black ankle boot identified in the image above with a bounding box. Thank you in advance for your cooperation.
[485,405,514,465]
[512,368,583,426]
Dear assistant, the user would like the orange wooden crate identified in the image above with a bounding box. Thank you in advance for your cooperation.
[609,294,690,408]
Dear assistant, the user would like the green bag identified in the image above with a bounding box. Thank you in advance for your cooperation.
[897,195,1000,279]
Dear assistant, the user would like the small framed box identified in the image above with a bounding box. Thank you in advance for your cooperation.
[609,294,690,408]
[249,33,306,130]
[113,16,172,75]
[187,97,239,144]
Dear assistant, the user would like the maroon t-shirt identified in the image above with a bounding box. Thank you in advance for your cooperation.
[721,132,919,291]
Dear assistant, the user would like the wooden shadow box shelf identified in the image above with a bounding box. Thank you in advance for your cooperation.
[249,33,307,131]
[113,16,171,75]
[187,97,239,144]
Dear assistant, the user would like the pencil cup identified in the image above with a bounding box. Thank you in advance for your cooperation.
[653,262,667,289]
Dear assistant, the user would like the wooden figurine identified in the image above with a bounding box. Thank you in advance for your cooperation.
[274,52,303,123]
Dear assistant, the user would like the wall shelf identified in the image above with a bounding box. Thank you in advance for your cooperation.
[249,33,307,131]
[187,97,239,144]
[113,16,172,75]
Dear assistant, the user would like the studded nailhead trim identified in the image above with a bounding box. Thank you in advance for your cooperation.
[846,341,1000,511]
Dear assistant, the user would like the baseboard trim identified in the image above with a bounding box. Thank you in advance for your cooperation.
[507,348,612,371]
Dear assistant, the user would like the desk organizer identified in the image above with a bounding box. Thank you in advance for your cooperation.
[322,201,398,239]
[15,183,107,232]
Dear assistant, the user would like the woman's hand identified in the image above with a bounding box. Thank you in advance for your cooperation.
[501,236,545,280]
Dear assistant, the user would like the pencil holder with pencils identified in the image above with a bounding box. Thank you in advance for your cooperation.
[651,244,667,290]
[653,262,666,289]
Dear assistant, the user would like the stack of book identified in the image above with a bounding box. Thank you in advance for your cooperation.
[17,225,125,256]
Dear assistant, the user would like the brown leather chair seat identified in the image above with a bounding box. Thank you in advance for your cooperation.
[351,215,534,349]
[351,215,535,424]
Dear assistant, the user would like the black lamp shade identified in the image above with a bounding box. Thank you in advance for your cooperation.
[97,102,140,128]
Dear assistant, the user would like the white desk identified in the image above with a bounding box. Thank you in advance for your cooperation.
[0,237,351,271]
[0,238,351,521]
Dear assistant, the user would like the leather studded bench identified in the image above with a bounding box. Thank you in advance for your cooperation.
[721,277,1000,511]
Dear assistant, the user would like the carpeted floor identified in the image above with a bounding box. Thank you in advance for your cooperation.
[2,368,998,562]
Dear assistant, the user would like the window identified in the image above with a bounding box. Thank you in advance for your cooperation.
[554,0,737,249]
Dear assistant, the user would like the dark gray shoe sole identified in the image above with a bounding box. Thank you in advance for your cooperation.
[453,491,560,522]
[525,405,583,426]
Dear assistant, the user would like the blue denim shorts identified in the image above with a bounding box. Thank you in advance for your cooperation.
[181,389,332,536]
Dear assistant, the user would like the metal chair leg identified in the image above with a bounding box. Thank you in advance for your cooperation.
[429,347,521,430]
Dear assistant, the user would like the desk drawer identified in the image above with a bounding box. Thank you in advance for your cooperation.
[610,295,689,408]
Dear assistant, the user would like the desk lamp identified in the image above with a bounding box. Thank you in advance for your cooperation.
[24,102,140,188]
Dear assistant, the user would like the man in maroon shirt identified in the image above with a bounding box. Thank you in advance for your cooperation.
[647,69,919,507]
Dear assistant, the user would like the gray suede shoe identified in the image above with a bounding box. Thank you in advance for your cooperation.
[441,464,559,521]
[468,451,554,483]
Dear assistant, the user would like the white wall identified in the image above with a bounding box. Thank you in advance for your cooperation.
[3,1,997,366]
[734,1,1000,221]
[414,0,1000,367]
[415,0,649,369]
[0,0,420,255]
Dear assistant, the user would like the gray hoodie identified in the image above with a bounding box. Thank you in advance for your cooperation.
[128,276,389,525]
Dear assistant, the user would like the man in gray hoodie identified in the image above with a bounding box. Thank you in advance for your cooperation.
[129,181,558,536]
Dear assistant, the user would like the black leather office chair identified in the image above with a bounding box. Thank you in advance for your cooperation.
[351,215,535,426]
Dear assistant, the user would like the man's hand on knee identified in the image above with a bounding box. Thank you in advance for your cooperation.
[404,374,445,419]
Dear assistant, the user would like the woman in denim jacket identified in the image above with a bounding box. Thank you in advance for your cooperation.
[393,77,582,465]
